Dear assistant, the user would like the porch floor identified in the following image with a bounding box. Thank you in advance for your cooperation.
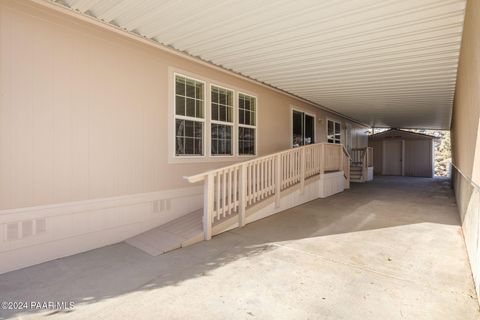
[1,177,479,319]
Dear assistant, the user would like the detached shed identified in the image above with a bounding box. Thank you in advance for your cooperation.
[368,129,436,177]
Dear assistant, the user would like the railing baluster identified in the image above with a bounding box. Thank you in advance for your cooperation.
[247,164,251,205]
[300,148,305,193]
[275,154,281,208]
[216,172,221,221]
[222,169,227,217]
[228,168,232,215]
[233,167,238,212]
[239,163,247,227]
[253,162,256,201]
[262,159,268,198]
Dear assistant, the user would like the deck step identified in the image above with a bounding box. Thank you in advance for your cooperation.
[126,209,203,256]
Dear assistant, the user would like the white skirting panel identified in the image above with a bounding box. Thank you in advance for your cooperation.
[0,186,203,275]
[247,172,345,224]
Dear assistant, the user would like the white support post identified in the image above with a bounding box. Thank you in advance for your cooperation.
[239,163,247,227]
[300,148,305,193]
[203,173,214,240]
[275,154,281,208]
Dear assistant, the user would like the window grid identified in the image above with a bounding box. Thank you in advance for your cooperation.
[211,85,234,156]
[238,93,257,155]
[175,74,205,156]
[238,93,256,127]
[327,119,341,144]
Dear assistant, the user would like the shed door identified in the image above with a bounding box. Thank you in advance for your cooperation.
[384,140,402,175]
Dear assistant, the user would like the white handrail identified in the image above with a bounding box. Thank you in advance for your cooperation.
[184,142,349,240]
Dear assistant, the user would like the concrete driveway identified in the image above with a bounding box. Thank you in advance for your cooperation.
[1,176,479,319]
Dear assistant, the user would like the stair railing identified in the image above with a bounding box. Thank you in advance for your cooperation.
[350,147,373,181]
[185,143,350,240]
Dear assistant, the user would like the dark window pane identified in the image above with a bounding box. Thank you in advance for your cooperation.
[226,126,232,139]
[211,138,218,155]
[186,98,195,117]
[211,124,218,139]
[176,137,184,155]
[195,138,202,154]
[176,119,185,136]
[186,79,195,98]
[239,110,245,124]
[219,105,226,122]
[211,124,232,156]
[175,76,185,96]
[211,88,218,103]
[185,120,194,137]
[196,100,203,118]
[219,92,226,104]
[292,111,303,147]
[176,119,203,156]
[244,99,250,111]
[185,137,194,154]
[239,97,244,109]
[176,96,185,116]
[194,122,203,138]
[304,114,314,145]
[245,111,250,125]
[226,107,232,123]
[211,103,218,121]
[328,121,334,135]
[195,83,203,100]
[238,127,255,155]
[226,140,231,154]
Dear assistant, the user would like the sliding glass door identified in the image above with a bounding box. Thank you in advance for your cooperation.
[292,110,315,147]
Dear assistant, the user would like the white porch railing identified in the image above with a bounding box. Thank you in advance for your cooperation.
[185,142,350,240]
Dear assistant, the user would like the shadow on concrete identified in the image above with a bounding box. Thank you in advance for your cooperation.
[0,176,462,319]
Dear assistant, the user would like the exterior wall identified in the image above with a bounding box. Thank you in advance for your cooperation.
[451,0,480,300]
[404,140,433,177]
[0,1,368,272]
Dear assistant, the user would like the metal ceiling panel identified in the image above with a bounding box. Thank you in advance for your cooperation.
[52,0,466,129]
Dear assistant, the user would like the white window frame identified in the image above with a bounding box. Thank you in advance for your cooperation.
[209,83,235,157]
[173,72,206,158]
[290,106,316,148]
[237,92,258,157]
[326,118,342,144]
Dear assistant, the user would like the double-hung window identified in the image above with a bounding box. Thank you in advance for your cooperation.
[238,93,257,155]
[327,119,341,144]
[175,75,205,156]
[211,85,234,156]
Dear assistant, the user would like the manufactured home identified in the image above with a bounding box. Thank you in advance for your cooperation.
[0,0,480,319]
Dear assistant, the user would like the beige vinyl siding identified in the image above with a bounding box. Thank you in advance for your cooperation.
[0,0,368,210]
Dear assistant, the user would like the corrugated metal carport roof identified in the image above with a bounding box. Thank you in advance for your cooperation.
[42,0,466,129]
